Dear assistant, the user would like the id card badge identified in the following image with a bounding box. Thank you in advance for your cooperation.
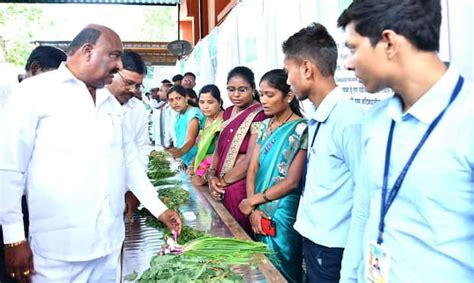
[365,241,391,283]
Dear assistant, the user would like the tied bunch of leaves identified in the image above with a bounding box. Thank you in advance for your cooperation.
[135,255,243,282]
[169,225,206,245]
[158,186,190,211]
[137,186,190,226]
[182,236,270,265]
[148,150,177,182]
[138,184,205,245]
[143,217,205,245]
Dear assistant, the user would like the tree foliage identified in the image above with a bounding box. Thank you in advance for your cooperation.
[0,4,50,67]
[142,5,177,42]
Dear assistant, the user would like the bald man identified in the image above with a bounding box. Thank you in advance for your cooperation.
[0,24,181,282]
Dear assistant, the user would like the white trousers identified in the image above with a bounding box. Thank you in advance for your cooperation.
[31,248,121,283]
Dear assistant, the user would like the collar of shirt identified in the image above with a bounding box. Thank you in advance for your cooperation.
[57,63,115,108]
[156,101,168,109]
[387,67,459,125]
[309,86,344,124]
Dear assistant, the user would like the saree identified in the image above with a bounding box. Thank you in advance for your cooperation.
[255,118,308,283]
[215,104,266,236]
[175,106,203,166]
[193,116,222,176]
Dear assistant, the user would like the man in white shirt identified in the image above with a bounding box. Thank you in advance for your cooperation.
[105,50,152,222]
[283,23,364,283]
[152,80,175,148]
[0,45,66,283]
[337,1,474,282]
[0,24,181,282]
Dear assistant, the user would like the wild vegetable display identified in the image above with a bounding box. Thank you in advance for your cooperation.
[127,150,270,282]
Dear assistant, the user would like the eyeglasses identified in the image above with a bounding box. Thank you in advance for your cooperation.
[117,72,144,91]
[183,77,195,83]
[226,86,251,94]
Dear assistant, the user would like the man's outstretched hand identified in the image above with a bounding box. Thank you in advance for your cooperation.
[158,209,182,235]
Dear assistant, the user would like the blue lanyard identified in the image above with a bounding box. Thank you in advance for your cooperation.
[301,120,322,193]
[310,121,322,149]
[377,75,464,244]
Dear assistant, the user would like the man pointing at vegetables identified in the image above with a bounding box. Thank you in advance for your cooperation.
[0,24,181,282]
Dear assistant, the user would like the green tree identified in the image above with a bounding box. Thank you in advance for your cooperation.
[0,4,53,67]
[142,6,177,42]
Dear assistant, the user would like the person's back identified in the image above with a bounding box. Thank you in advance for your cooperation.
[338,1,474,282]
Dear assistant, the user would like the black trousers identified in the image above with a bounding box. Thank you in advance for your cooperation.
[303,237,344,283]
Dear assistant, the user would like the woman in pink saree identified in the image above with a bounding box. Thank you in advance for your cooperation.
[209,66,267,236]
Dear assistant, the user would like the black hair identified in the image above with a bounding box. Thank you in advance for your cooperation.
[67,27,101,56]
[337,0,441,51]
[185,88,199,107]
[172,74,183,82]
[167,85,186,99]
[199,84,224,110]
[282,23,337,77]
[183,72,196,80]
[25,45,67,71]
[260,69,303,117]
[122,50,147,75]
[226,66,260,102]
[161,79,171,84]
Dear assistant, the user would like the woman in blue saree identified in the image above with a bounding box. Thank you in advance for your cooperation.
[239,69,307,282]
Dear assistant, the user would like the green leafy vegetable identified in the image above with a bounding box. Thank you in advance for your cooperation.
[123,270,138,281]
[182,236,270,265]
[138,255,243,282]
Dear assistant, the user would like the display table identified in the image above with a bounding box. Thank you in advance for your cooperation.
[122,171,287,282]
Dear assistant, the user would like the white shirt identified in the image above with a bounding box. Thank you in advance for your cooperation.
[0,64,167,261]
[151,101,176,148]
[340,68,474,282]
[123,97,151,171]
[294,87,364,248]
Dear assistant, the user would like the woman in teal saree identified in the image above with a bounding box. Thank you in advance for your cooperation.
[239,69,307,282]
[166,85,203,167]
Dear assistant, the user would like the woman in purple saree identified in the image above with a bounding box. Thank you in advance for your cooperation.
[209,66,266,236]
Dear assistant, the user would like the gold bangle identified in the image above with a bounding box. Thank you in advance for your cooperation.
[221,175,229,186]
[262,190,271,202]
[4,239,27,248]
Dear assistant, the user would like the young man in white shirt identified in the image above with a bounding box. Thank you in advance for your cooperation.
[0,24,181,282]
[337,0,474,282]
[283,23,364,283]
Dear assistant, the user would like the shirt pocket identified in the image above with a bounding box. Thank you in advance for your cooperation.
[97,112,123,149]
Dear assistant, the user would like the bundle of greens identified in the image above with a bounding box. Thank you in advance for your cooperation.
[147,150,177,181]
[157,186,190,211]
[151,179,182,187]
[182,236,270,265]
[137,255,243,282]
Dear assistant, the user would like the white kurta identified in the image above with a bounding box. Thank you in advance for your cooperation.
[151,101,176,148]
[123,97,151,171]
[0,64,167,261]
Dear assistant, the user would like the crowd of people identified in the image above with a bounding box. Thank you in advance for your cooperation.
[0,0,472,282]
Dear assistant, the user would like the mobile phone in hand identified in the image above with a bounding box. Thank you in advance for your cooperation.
[260,217,276,236]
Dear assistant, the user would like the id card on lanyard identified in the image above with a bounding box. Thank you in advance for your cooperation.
[365,76,464,283]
